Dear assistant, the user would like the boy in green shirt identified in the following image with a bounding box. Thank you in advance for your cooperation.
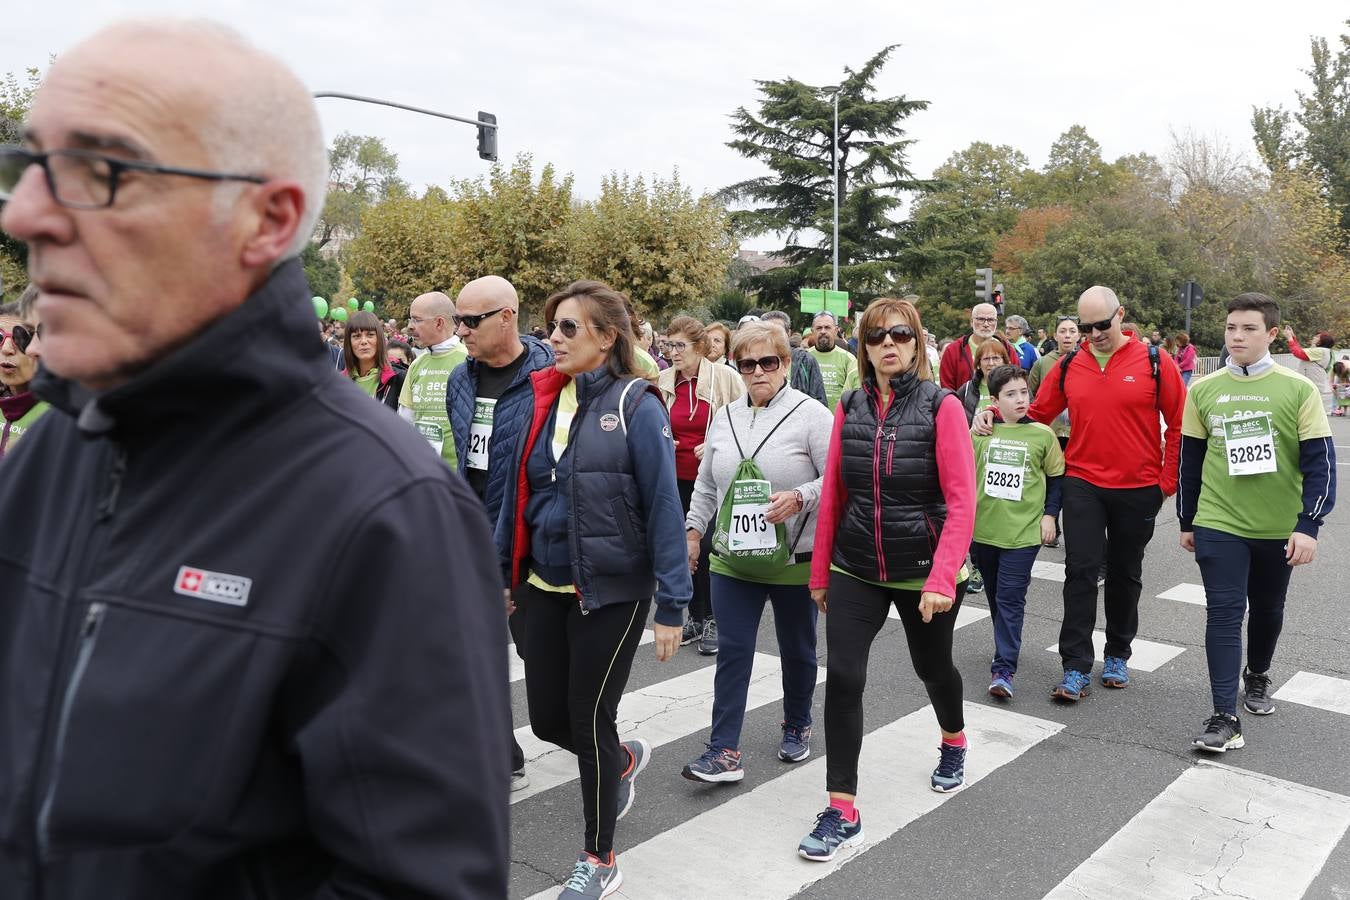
[1179,292,1335,753]
[970,364,1065,699]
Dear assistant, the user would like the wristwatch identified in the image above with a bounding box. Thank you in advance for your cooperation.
[792,489,805,511]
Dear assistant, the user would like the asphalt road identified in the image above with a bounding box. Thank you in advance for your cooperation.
[508,414,1350,900]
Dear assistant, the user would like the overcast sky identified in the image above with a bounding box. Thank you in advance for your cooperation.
[5,1,1346,248]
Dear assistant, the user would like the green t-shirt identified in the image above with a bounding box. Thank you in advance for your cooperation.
[1181,365,1332,539]
[1089,345,1114,370]
[972,421,1065,549]
[399,343,468,468]
[2,400,50,455]
[809,346,860,412]
[634,347,660,379]
[352,367,380,397]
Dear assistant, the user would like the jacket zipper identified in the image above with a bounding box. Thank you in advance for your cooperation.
[871,388,891,582]
[36,602,107,861]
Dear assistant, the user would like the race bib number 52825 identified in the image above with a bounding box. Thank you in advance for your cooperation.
[1223,413,1276,476]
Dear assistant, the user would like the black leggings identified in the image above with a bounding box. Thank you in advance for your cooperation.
[824,569,967,796]
[677,477,713,622]
[521,582,650,856]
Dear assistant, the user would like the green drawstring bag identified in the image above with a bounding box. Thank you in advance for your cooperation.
[711,400,810,579]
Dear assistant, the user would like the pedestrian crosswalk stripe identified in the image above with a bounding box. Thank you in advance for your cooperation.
[1155,582,1207,606]
[1030,560,1065,582]
[509,631,654,683]
[510,652,823,805]
[1045,631,1184,672]
[1273,670,1350,717]
[1042,760,1350,900]
[885,603,990,628]
[519,703,1061,900]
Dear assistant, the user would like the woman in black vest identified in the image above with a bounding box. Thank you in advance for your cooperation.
[496,281,691,899]
[795,297,977,863]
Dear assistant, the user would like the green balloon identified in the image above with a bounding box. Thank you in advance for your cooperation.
[363,300,375,313]
[347,297,359,311]
[331,307,348,322]
[312,296,329,319]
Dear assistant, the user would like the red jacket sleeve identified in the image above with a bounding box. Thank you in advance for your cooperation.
[1157,352,1187,497]
[922,395,976,598]
[808,403,848,590]
[1028,353,1069,425]
[938,341,961,391]
[1287,334,1310,362]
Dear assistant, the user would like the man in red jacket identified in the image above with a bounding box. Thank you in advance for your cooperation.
[974,286,1186,702]
[940,302,1016,390]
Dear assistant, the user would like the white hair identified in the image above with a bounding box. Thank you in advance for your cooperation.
[88,19,328,261]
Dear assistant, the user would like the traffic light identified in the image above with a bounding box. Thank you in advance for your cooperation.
[476,111,498,162]
[974,267,994,304]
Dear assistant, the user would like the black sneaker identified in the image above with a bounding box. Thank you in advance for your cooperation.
[966,569,984,595]
[1242,668,1275,716]
[680,619,702,646]
[698,618,719,656]
[1193,712,1244,753]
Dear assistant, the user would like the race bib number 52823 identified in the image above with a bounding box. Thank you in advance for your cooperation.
[983,442,1027,502]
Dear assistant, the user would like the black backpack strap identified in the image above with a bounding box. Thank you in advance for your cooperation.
[748,399,810,460]
[1058,347,1082,396]
[725,404,746,458]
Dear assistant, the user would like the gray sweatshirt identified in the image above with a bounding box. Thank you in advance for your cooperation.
[686,385,833,554]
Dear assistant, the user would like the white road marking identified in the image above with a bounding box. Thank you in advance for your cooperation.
[1043,761,1350,900]
[1155,582,1207,606]
[523,703,1061,900]
[886,604,990,629]
[1030,560,1065,582]
[509,630,654,683]
[1272,670,1350,717]
[511,652,823,804]
[1045,631,1185,671]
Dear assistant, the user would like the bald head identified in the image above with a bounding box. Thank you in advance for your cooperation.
[1078,285,1125,351]
[411,291,456,319]
[65,19,327,259]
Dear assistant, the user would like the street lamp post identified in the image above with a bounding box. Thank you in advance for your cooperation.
[312,92,499,161]
[821,85,840,292]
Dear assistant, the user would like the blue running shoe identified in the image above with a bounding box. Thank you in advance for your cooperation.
[681,745,744,783]
[1102,656,1130,688]
[988,671,1014,699]
[797,807,864,861]
[778,723,812,763]
[931,742,967,793]
[616,738,650,820]
[557,851,622,899]
[1052,669,1092,702]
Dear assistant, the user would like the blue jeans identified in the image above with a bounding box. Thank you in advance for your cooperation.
[1193,526,1292,715]
[970,543,1041,675]
[709,573,818,751]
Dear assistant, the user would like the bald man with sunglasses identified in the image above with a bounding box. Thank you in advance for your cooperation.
[974,286,1186,703]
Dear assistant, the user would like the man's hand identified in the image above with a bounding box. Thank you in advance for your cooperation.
[1040,515,1057,545]
[653,623,682,661]
[918,591,954,623]
[686,529,701,574]
[811,588,827,613]
[504,589,515,616]
[971,408,995,436]
[765,490,803,525]
[1286,532,1317,566]
[1179,531,1195,553]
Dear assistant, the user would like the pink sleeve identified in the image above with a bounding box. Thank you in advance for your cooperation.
[809,403,849,590]
[922,395,976,598]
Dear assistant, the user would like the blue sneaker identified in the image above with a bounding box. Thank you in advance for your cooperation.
[1052,669,1092,702]
[616,738,650,820]
[681,745,744,783]
[797,807,864,861]
[778,723,811,763]
[988,671,1014,699]
[557,851,622,899]
[1102,656,1130,688]
[930,741,967,793]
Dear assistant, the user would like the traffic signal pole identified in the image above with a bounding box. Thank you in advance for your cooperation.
[311,92,499,161]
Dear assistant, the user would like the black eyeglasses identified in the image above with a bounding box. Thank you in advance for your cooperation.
[452,307,507,330]
[548,318,588,339]
[1082,308,1120,334]
[0,145,267,210]
[0,325,34,353]
[864,324,915,346]
[736,355,782,374]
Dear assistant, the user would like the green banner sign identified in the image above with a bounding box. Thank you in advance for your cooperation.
[799,288,850,317]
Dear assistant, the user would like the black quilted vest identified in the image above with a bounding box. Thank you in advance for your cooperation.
[832,374,951,582]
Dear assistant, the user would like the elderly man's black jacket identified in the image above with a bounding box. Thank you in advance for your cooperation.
[0,260,510,900]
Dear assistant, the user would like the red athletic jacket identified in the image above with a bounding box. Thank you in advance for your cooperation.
[938,333,1018,391]
[1030,337,1186,495]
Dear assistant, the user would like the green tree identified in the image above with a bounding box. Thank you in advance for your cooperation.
[0,66,42,299]
[314,132,408,252]
[301,244,341,300]
[345,188,458,321]
[721,45,931,306]
[1029,125,1128,206]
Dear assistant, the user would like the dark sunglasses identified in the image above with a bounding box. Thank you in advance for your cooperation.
[452,307,507,330]
[0,325,34,352]
[1056,315,1078,324]
[864,324,915,346]
[736,355,782,375]
[1083,309,1119,333]
[548,318,586,339]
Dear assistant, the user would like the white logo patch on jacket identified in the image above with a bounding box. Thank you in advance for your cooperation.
[174,566,252,607]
